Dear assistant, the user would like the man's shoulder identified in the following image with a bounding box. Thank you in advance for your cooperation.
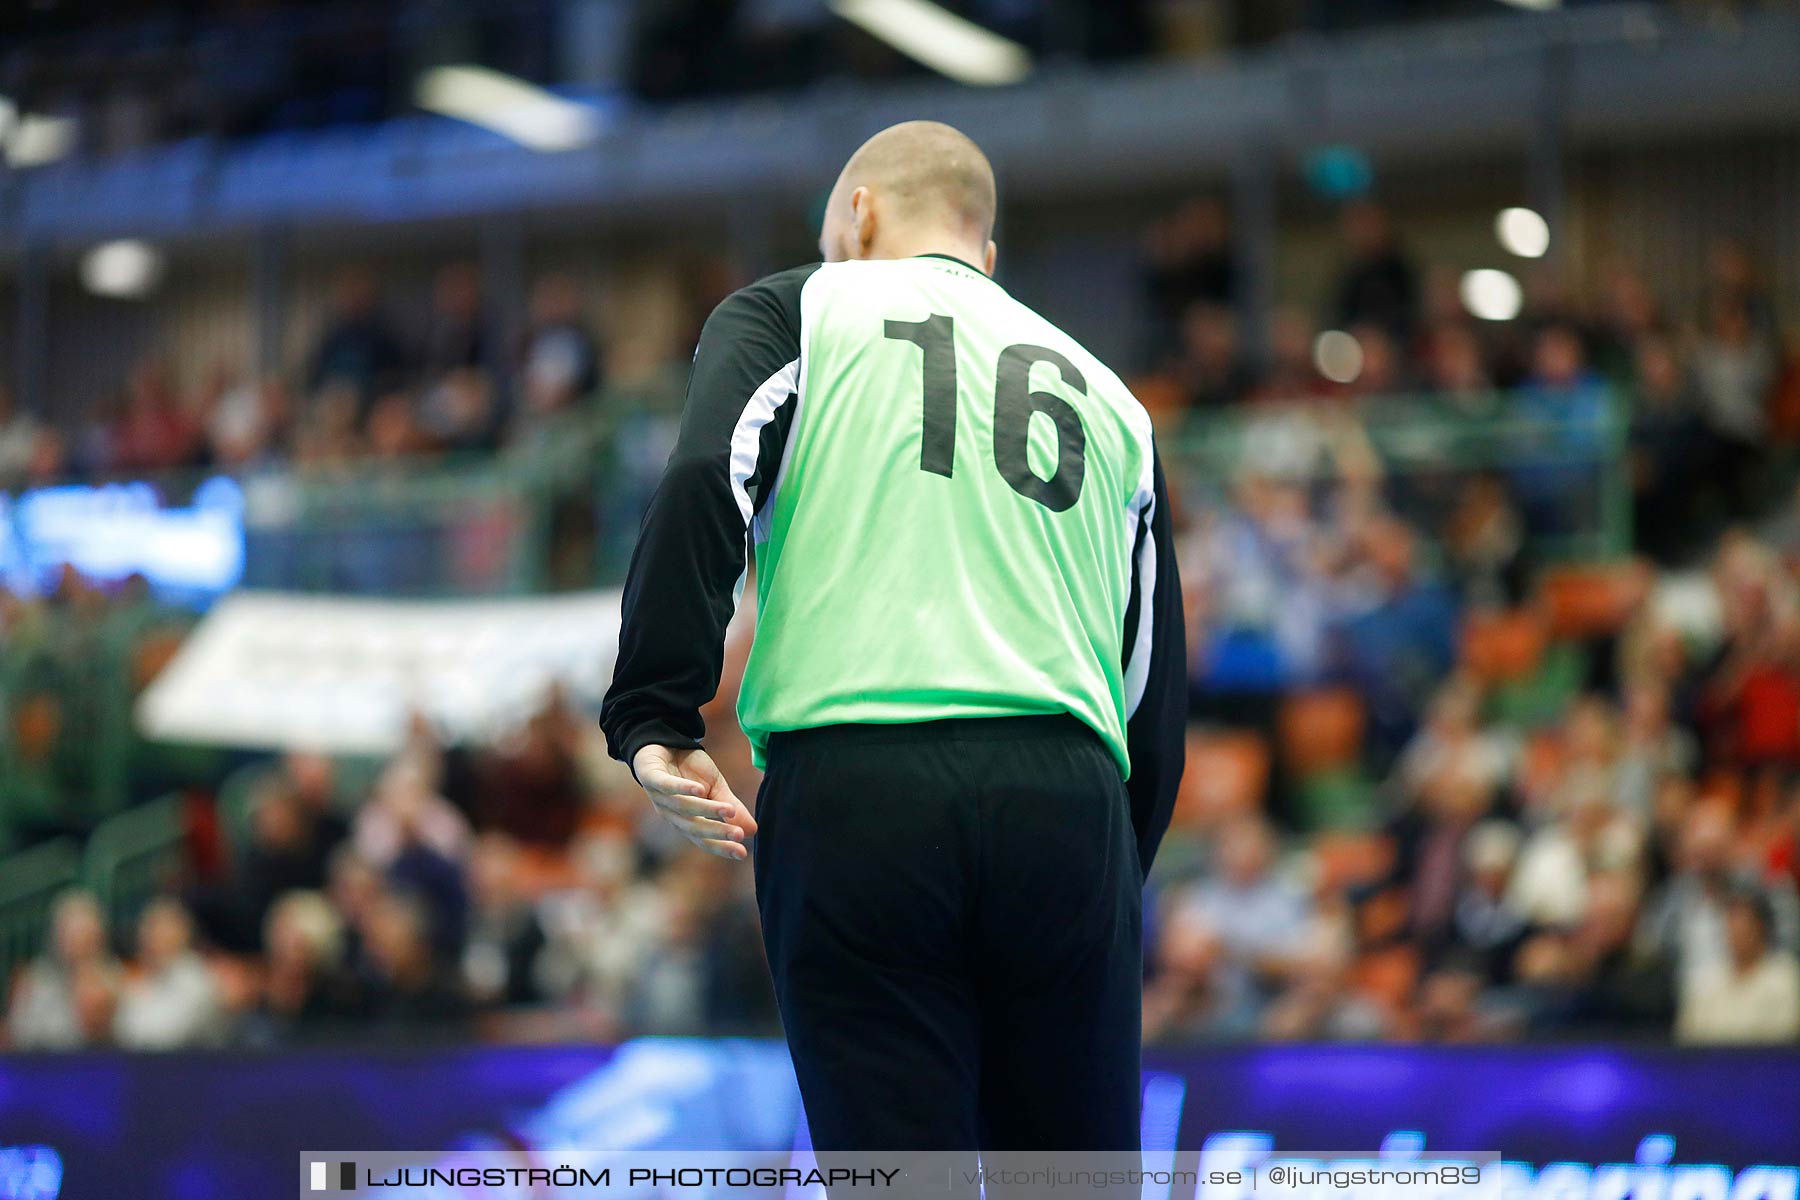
[703,263,824,343]
[733,262,826,309]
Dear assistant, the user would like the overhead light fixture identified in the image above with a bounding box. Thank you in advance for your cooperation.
[81,240,165,299]
[1313,330,1364,384]
[830,0,1031,86]
[1495,207,1550,259]
[1495,0,1560,9]
[416,66,602,152]
[0,95,78,167]
[1460,269,1523,322]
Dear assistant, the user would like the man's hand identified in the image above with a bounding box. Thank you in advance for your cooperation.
[631,745,758,862]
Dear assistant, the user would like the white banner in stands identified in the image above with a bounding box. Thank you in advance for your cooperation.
[136,589,622,753]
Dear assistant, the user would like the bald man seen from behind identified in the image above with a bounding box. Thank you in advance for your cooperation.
[602,122,1186,1169]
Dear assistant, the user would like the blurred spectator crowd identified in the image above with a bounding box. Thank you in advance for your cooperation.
[5,686,776,1050]
[0,264,606,494]
[4,192,1800,1052]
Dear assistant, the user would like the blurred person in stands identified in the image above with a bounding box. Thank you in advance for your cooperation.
[0,386,45,489]
[1628,333,1708,560]
[1341,322,1411,401]
[1676,887,1800,1043]
[1391,756,1500,954]
[517,273,602,421]
[1640,801,1750,984]
[462,834,550,1009]
[1413,962,1501,1043]
[537,829,663,1015]
[1420,322,1497,416]
[1692,294,1779,519]
[621,854,774,1036]
[1509,773,1642,930]
[1331,200,1418,344]
[419,369,500,454]
[110,357,203,473]
[1557,695,1625,818]
[283,751,349,849]
[1259,935,1389,1041]
[481,686,589,848]
[325,846,385,977]
[1142,198,1236,365]
[1185,469,1331,702]
[206,372,291,468]
[364,390,428,461]
[1766,784,1800,897]
[307,266,405,419]
[7,891,119,1050]
[1328,516,1458,763]
[1517,870,1672,1036]
[1698,550,1800,774]
[354,755,470,867]
[1393,680,1507,804]
[355,758,470,963]
[361,890,469,1032]
[293,382,365,469]
[1174,302,1253,414]
[1615,681,1698,821]
[1705,237,1781,348]
[251,890,362,1043]
[1443,475,1529,608]
[419,262,492,382]
[114,897,223,1049]
[1140,905,1259,1042]
[1510,323,1609,538]
[1446,820,1529,983]
[1589,264,1665,383]
[189,769,343,952]
[1174,815,1311,996]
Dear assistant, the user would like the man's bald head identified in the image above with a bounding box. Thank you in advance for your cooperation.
[820,121,998,273]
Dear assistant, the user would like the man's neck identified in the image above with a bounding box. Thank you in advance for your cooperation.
[865,233,989,275]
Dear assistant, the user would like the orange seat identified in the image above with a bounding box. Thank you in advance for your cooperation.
[1278,688,1366,776]
[1172,728,1269,828]
[513,846,580,897]
[12,694,62,762]
[1353,943,1421,1011]
[1460,609,1546,684]
[1309,831,1395,892]
[1539,564,1640,639]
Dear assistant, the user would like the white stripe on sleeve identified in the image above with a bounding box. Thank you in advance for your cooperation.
[727,358,801,528]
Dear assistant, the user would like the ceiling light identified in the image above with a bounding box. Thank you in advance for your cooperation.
[416,66,602,153]
[830,0,1031,86]
[1313,331,1365,384]
[1495,207,1550,259]
[1460,269,1523,322]
[81,240,164,299]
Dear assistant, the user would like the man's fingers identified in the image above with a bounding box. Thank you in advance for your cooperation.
[687,834,749,861]
[727,798,758,836]
[663,811,746,844]
[665,813,751,861]
[638,765,710,799]
[649,788,742,823]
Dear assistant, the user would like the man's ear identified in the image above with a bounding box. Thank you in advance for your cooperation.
[982,240,997,276]
[850,186,876,259]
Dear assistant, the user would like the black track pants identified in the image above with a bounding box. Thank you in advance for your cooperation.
[753,715,1144,1162]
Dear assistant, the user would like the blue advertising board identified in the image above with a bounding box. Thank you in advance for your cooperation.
[0,477,244,605]
[0,1041,1796,1199]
